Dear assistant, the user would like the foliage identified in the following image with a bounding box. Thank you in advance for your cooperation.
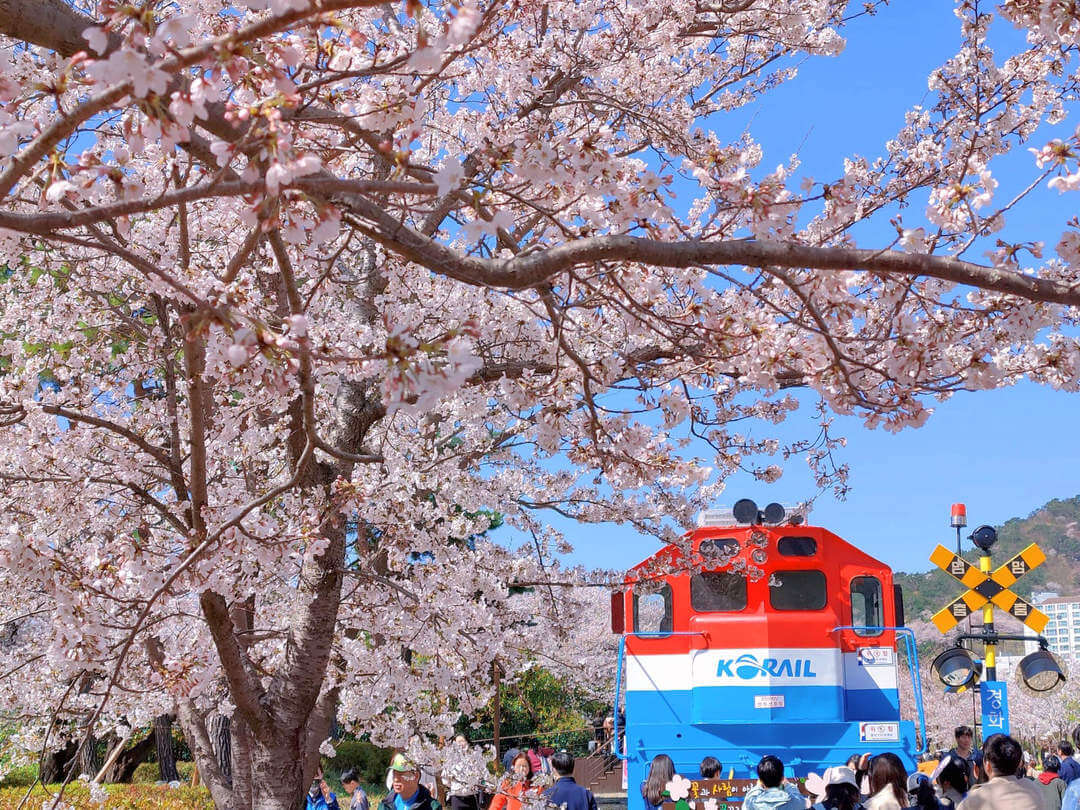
[132,761,197,785]
[0,764,36,789]
[462,666,607,755]
[0,784,213,810]
[323,740,393,787]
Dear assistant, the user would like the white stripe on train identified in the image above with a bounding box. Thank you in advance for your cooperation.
[625,649,898,692]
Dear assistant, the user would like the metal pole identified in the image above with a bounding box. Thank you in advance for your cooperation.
[980,552,997,681]
[972,689,978,741]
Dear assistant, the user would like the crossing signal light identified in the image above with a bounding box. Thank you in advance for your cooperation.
[931,646,981,691]
[1017,649,1066,696]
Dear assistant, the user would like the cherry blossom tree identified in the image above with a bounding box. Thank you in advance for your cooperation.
[1,0,1080,807]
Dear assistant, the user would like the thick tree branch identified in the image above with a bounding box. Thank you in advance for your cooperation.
[339,198,1080,306]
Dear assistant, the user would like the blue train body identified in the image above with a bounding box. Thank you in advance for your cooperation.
[610,517,926,807]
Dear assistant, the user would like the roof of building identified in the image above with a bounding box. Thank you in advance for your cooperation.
[1036,595,1080,605]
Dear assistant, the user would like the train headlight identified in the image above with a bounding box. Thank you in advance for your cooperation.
[1017,648,1067,695]
[932,646,980,690]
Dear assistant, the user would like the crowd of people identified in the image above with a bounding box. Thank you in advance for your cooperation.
[304,723,1080,810]
[635,725,1076,810]
[305,738,597,810]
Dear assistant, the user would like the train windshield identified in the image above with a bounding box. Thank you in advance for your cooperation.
[768,570,827,610]
[690,570,746,611]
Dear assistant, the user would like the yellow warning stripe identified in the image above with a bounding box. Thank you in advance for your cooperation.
[929,542,1048,636]
[991,543,1047,588]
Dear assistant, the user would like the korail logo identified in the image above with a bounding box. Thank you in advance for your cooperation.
[717,653,819,679]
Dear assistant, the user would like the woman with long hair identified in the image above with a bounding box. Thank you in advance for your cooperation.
[488,753,535,810]
[642,754,676,810]
[864,754,906,810]
[936,755,969,808]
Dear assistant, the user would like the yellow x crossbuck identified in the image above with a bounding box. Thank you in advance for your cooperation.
[929,543,1049,634]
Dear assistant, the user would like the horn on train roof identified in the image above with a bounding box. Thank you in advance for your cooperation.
[696,501,812,528]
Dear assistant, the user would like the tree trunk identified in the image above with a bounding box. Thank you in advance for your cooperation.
[250,741,307,810]
[77,733,100,778]
[39,740,77,785]
[154,714,180,783]
[210,714,232,786]
[231,713,253,810]
[100,732,155,783]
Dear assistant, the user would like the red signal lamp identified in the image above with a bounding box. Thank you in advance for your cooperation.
[950,503,967,529]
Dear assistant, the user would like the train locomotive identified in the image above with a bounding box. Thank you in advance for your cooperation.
[610,500,927,806]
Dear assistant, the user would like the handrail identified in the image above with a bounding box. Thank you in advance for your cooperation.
[614,631,708,761]
[830,625,928,755]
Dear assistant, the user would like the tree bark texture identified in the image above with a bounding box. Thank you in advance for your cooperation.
[77,733,101,778]
[154,714,180,783]
[231,713,254,810]
[39,740,77,785]
[210,714,232,786]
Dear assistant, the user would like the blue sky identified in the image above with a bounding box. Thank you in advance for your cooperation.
[500,1,1080,576]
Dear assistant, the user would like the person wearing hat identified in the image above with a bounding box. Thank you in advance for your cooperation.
[810,766,862,810]
[380,754,442,810]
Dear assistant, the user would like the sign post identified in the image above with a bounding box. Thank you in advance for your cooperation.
[928,509,1050,739]
[980,680,1009,736]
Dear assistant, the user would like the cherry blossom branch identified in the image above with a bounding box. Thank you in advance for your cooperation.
[0,0,391,199]
[339,194,1080,305]
[0,178,436,234]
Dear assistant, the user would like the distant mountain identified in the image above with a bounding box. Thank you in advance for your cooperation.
[895,496,1080,621]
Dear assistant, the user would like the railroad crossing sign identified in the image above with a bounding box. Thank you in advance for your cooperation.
[929,543,1049,634]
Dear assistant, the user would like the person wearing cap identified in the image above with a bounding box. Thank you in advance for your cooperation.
[380,754,442,810]
[957,734,1046,810]
[810,766,862,810]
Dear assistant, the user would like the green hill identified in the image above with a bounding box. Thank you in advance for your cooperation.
[895,495,1080,621]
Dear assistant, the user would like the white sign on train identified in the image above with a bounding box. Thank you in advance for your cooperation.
[754,694,785,709]
[859,722,900,742]
[857,648,895,666]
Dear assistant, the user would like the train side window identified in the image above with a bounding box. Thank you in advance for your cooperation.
[690,571,747,612]
[777,536,817,556]
[769,570,827,610]
[633,583,673,636]
[851,576,884,637]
